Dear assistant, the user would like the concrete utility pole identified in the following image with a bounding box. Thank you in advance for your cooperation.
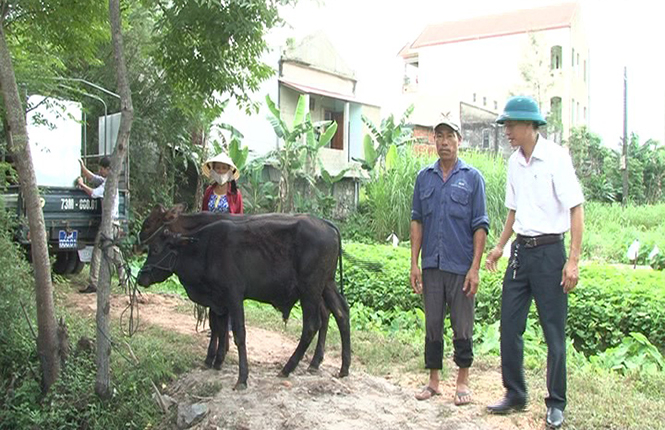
[622,66,628,207]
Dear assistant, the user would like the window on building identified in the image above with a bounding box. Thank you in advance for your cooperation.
[551,45,562,70]
[584,106,587,121]
[482,129,491,149]
[571,98,575,124]
[483,96,487,106]
[403,60,419,92]
[584,60,587,82]
[324,110,344,150]
[494,100,498,111]
[577,53,580,67]
[473,93,477,103]
[550,96,562,124]
[577,101,580,123]
[572,48,575,68]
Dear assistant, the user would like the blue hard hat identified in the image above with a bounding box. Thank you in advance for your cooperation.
[496,96,547,126]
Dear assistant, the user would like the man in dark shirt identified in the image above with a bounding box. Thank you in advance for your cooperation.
[410,117,489,405]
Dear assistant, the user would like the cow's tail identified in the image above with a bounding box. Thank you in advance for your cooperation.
[323,219,344,296]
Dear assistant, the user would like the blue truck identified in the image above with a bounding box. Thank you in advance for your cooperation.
[1,96,129,275]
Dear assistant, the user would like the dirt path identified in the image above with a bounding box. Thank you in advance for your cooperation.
[64,289,545,430]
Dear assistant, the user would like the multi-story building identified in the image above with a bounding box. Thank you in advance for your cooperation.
[399,2,589,152]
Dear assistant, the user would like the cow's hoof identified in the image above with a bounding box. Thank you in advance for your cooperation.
[233,382,247,391]
[213,361,223,370]
[277,370,290,378]
[203,359,213,369]
[307,365,320,374]
[337,369,349,378]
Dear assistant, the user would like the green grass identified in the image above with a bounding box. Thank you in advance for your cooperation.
[1,280,200,430]
[583,201,665,263]
[241,298,665,430]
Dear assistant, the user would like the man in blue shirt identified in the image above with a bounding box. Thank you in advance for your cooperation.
[410,117,489,404]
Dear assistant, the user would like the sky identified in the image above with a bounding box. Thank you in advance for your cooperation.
[278,0,665,148]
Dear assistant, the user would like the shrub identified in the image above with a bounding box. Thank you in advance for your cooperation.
[0,202,38,402]
[568,264,665,355]
[344,242,665,357]
[343,242,419,313]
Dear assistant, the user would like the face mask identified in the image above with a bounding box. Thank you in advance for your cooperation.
[210,170,233,185]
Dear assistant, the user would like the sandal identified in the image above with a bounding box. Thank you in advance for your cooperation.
[415,386,441,401]
[454,390,472,406]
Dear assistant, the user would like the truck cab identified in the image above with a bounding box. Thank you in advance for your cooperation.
[1,95,129,275]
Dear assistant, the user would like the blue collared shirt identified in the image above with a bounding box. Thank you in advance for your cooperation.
[411,159,490,275]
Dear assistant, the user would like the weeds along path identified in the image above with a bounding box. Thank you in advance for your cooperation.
[64,289,541,430]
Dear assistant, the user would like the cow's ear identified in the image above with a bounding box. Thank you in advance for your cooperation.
[165,204,186,222]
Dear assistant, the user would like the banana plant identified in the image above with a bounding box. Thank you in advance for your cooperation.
[354,105,418,173]
[228,137,249,172]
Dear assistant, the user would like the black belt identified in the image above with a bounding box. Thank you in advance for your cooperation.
[515,233,563,248]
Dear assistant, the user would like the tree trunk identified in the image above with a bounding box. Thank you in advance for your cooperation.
[0,20,61,393]
[95,0,134,399]
[193,126,208,212]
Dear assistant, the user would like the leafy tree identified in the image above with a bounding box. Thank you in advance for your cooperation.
[93,0,134,400]
[0,0,108,393]
[567,128,665,205]
[566,126,620,202]
[629,136,665,204]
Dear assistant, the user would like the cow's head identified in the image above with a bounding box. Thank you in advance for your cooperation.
[137,204,187,287]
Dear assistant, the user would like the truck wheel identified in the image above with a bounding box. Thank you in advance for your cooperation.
[64,251,81,275]
[52,252,71,275]
[72,256,85,274]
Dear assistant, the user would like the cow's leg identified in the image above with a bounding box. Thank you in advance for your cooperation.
[213,312,230,369]
[308,301,330,372]
[204,309,219,369]
[230,304,249,390]
[323,283,352,377]
[280,298,321,377]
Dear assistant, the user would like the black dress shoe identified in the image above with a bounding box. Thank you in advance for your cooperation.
[546,407,564,428]
[487,396,527,415]
[79,284,97,294]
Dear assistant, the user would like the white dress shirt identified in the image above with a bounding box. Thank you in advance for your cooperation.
[505,135,584,236]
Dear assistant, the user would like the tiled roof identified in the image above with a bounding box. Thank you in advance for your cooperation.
[407,2,578,52]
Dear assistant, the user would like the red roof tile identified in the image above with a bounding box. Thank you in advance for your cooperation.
[408,2,578,51]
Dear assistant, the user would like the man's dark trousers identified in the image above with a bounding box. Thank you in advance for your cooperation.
[500,240,568,410]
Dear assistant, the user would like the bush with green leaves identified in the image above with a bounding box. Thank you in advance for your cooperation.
[344,241,665,357]
[343,242,419,313]
[588,332,665,375]
[0,202,37,399]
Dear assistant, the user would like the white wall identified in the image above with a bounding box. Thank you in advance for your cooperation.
[403,26,589,137]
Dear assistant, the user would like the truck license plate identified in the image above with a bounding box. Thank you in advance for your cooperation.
[78,246,94,263]
[58,230,78,249]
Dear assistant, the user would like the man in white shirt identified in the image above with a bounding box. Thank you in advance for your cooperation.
[485,97,584,429]
[77,157,124,293]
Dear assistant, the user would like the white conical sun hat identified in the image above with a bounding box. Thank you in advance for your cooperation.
[202,152,240,181]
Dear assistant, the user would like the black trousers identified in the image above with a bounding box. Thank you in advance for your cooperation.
[422,269,474,369]
[500,240,568,410]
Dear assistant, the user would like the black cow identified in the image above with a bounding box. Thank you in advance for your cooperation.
[137,205,351,389]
